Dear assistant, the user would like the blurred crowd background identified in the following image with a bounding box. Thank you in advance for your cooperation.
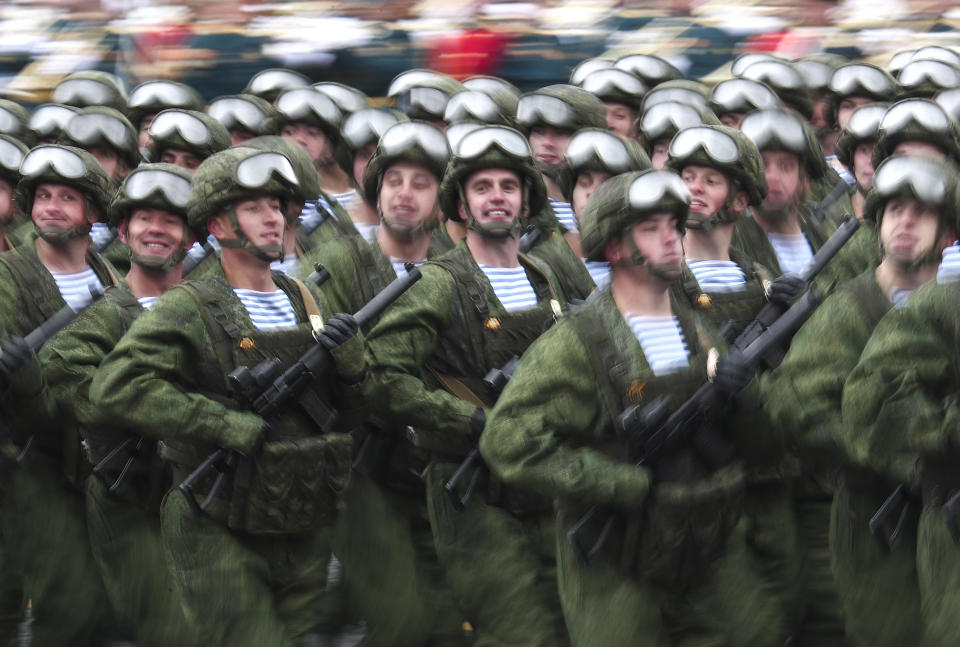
[0,0,958,104]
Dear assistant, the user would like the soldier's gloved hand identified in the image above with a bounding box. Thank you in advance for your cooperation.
[712,353,754,396]
[318,314,365,383]
[766,273,806,305]
[0,336,43,396]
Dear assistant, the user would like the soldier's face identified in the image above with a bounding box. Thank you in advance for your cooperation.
[120,207,194,263]
[651,140,670,169]
[572,170,611,221]
[353,143,377,187]
[89,145,128,183]
[214,196,285,250]
[626,212,683,282]
[229,128,256,146]
[461,168,524,229]
[0,179,13,225]
[720,112,745,129]
[529,126,572,166]
[880,198,948,267]
[160,148,203,172]
[681,165,732,221]
[377,162,439,233]
[32,183,91,231]
[760,150,804,216]
[853,142,875,190]
[138,113,156,149]
[604,102,637,139]
[282,122,333,165]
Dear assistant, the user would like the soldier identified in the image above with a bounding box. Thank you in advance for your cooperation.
[88,147,364,646]
[207,93,280,145]
[827,63,900,132]
[765,154,960,647]
[0,144,119,646]
[481,169,782,646]
[52,71,128,113]
[638,101,720,169]
[387,69,465,128]
[27,103,79,146]
[39,164,199,646]
[709,77,783,130]
[147,108,231,172]
[126,80,205,156]
[835,103,888,221]
[0,136,27,252]
[738,59,814,120]
[244,68,311,103]
[577,67,647,139]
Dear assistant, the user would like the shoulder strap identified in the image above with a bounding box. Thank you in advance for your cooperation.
[566,299,631,428]
[431,252,490,320]
[176,280,240,391]
[427,367,487,408]
[102,285,144,332]
[88,251,120,288]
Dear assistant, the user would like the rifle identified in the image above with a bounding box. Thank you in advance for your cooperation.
[178,265,422,513]
[807,177,854,229]
[181,240,218,276]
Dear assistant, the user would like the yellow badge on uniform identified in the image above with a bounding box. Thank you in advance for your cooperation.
[238,337,256,351]
[485,317,502,330]
[627,380,645,403]
[697,293,712,308]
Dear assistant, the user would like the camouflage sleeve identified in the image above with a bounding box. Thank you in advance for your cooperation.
[296,238,360,315]
[88,287,264,455]
[0,262,23,335]
[480,319,651,509]
[842,282,960,486]
[364,264,477,437]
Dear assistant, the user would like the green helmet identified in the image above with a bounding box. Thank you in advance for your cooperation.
[126,80,204,130]
[336,107,408,180]
[273,88,344,145]
[614,54,681,88]
[443,88,519,128]
[207,94,281,138]
[27,103,79,144]
[362,120,450,206]
[640,80,711,113]
[388,69,466,121]
[0,135,26,187]
[740,108,828,180]
[897,59,960,99]
[738,59,813,119]
[834,102,888,170]
[16,144,116,242]
[52,71,128,113]
[578,68,647,112]
[515,84,608,134]
[148,109,232,163]
[438,125,546,235]
[0,99,33,147]
[463,76,521,99]
[863,153,960,238]
[562,128,651,201]
[827,63,900,129]
[580,169,689,262]
[872,98,960,166]
[187,147,301,260]
[731,53,787,77]
[709,78,783,121]
[667,124,767,217]
[794,53,850,94]
[312,82,369,116]
[639,101,720,151]
[244,135,321,205]
[570,58,615,85]
[57,106,140,170]
[244,68,311,103]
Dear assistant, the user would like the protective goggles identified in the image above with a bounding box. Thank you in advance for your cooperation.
[739,60,804,90]
[935,87,960,121]
[516,94,576,129]
[627,171,691,210]
[395,87,449,118]
[445,123,482,153]
[711,78,781,113]
[794,59,832,90]
[642,88,708,110]
[247,69,309,96]
[388,70,448,97]
[463,77,519,98]
[829,64,894,97]
[149,110,212,146]
[873,155,948,204]
[20,146,86,179]
[123,168,192,208]
[0,138,24,174]
[614,54,677,84]
[128,81,196,110]
[730,53,780,77]
[53,79,119,106]
[456,126,530,160]
[235,152,299,189]
[898,59,960,90]
[912,46,960,67]
[28,104,77,138]
[312,83,367,114]
[378,121,450,164]
[740,110,807,153]
[879,99,951,134]
[580,69,646,99]
[342,109,403,149]
[208,98,267,132]
[275,89,342,126]
[0,107,22,135]
[669,126,740,164]
[65,113,133,150]
[844,103,888,139]
[443,91,503,124]
[566,129,632,171]
[570,59,615,86]
[640,102,705,141]
[887,51,915,74]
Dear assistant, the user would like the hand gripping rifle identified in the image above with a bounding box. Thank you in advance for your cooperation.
[177,265,421,513]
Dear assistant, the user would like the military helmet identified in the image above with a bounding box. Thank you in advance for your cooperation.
[641,80,711,113]
[438,125,546,223]
[388,69,465,121]
[443,89,518,128]
[738,60,813,119]
[562,128,651,201]
[515,84,607,134]
[244,68,311,103]
[108,162,193,228]
[740,108,828,180]
[244,135,322,205]
[578,68,647,112]
[126,80,204,129]
[897,59,960,99]
[52,71,128,113]
[638,101,720,149]
[794,53,850,93]
[667,124,767,207]
[16,144,115,218]
[570,58,615,86]
[186,146,301,233]
[362,121,450,206]
[273,87,344,144]
[207,94,280,137]
[863,153,960,231]
[872,98,960,166]
[614,54,681,87]
[337,107,408,177]
[463,76,521,99]
[58,106,140,169]
[148,109,232,162]
[709,78,783,120]
[312,82,369,116]
[27,104,79,144]
[580,169,690,262]
[0,100,32,146]
[0,135,28,186]
[827,63,900,128]
[834,103,888,169]
[730,52,787,77]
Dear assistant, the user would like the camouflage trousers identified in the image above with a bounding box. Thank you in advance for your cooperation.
[424,461,569,647]
[86,475,197,647]
[916,504,960,647]
[160,488,331,647]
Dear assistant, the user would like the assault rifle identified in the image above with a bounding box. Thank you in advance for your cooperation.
[178,265,421,513]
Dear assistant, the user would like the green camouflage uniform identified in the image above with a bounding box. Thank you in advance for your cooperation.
[39,282,195,646]
[731,205,837,277]
[88,271,358,647]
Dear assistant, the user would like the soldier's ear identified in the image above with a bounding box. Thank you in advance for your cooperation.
[206,212,228,238]
[731,191,748,213]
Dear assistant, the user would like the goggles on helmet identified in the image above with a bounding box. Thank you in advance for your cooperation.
[20,146,86,179]
[516,94,577,129]
[343,109,403,150]
[235,152,299,189]
[388,70,447,97]
[149,110,212,146]
[566,129,633,171]
[570,59,615,86]
[888,51,915,74]
[123,168,192,208]
[0,138,24,174]
[455,126,530,160]
[445,123,483,154]
[898,59,960,90]
[935,87,960,122]
[879,99,951,135]
[711,78,781,113]
[740,110,807,153]
[275,88,342,126]
[208,98,268,132]
[29,105,76,138]
[615,54,677,84]
[312,83,367,114]
[669,126,740,164]
[642,87,708,110]
[581,69,646,99]
[911,46,960,67]
[444,91,503,124]
[829,64,894,97]
[379,121,450,164]
[641,102,705,141]
[627,170,691,210]
[740,60,804,90]
[730,53,781,77]
[873,155,949,204]
[845,103,888,139]
[396,87,449,118]
[463,77,518,98]
[129,81,196,109]
[65,113,132,150]
[794,59,833,90]
[0,107,21,135]
[53,79,118,106]
[247,69,309,95]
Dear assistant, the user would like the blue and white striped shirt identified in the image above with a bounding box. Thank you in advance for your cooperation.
[234,288,298,331]
[550,198,578,233]
[137,296,159,310]
[584,259,611,288]
[51,267,102,311]
[356,223,379,243]
[477,264,538,312]
[270,254,300,276]
[89,222,114,250]
[766,232,814,275]
[390,257,426,278]
[626,314,690,376]
[686,260,747,293]
[938,241,960,284]
[329,190,359,214]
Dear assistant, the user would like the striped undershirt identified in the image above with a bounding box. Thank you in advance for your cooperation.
[355,223,379,243]
[51,267,102,311]
[888,287,912,310]
[137,296,159,310]
[270,254,300,276]
[584,259,611,288]
[625,313,690,376]
[766,232,814,275]
[477,264,538,312]
[826,154,856,187]
[686,260,747,293]
[550,198,578,233]
[329,190,359,214]
[89,222,114,250]
[390,257,426,278]
[938,241,960,284]
[234,288,298,331]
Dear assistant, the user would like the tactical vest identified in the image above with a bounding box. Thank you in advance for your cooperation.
[525,226,596,301]
[565,288,745,589]
[160,274,351,535]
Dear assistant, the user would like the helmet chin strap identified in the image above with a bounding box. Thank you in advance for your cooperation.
[379,205,439,242]
[130,246,189,273]
[216,205,284,262]
[459,184,523,239]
